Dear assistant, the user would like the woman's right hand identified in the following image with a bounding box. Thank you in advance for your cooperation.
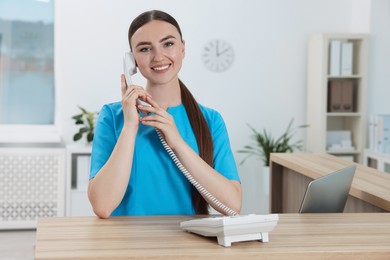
[120,74,150,129]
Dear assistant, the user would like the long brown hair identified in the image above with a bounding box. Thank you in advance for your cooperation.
[128,10,213,214]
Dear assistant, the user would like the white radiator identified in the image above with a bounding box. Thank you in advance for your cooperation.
[0,147,65,229]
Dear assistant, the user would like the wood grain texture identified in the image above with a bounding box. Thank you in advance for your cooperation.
[35,214,390,260]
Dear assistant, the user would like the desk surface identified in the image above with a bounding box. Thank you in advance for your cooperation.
[270,153,390,211]
[35,214,390,260]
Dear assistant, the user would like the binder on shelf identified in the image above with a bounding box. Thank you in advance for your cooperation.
[341,80,354,112]
[328,80,342,112]
[328,80,355,112]
[368,115,376,150]
[329,40,341,76]
[341,41,353,76]
[383,117,390,154]
[370,114,390,154]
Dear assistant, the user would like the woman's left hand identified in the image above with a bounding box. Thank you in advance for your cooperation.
[138,96,183,150]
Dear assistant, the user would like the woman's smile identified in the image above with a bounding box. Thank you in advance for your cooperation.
[151,64,171,72]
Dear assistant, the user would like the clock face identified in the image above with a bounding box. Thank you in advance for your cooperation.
[202,39,234,72]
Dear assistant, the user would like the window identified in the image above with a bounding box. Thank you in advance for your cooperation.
[0,0,58,142]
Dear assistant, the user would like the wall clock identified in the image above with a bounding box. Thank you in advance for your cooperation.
[201,39,234,72]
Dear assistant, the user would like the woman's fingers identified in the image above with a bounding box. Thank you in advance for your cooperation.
[139,103,180,149]
[139,105,174,132]
[121,74,127,96]
[121,73,148,100]
[137,96,165,114]
[141,113,171,125]
[123,86,148,102]
[144,96,159,107]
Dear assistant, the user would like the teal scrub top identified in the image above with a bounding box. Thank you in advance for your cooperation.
[90,102,240,216]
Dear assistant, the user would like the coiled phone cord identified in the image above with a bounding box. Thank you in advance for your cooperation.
[155,128,238,216]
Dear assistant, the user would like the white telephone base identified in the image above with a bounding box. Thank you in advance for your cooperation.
[180,214,279,247]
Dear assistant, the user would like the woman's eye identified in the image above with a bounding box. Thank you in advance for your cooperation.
[139,47,150,52]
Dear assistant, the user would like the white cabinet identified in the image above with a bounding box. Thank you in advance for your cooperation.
[0,146,65,229]
[364,149,390,174]
[66,145,94,216]
[306,33,369,163]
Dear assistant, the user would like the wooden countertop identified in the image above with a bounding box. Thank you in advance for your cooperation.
[35,214,390,259]
[270,153,390,211]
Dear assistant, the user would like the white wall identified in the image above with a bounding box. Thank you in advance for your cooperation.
[55,0,375,214]
[368,0,390,114]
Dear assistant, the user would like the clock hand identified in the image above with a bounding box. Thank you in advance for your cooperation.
[218,48,230,56]
[216,40,220,56]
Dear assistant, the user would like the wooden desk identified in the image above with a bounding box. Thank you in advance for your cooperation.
[270,153,390,213]
[35,214,390,259]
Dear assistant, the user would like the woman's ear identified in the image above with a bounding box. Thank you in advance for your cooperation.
[182,40,186,58]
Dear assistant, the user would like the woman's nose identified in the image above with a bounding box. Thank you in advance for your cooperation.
[152,48,164,62]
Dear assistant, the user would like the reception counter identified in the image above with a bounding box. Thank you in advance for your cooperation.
[34,153,390,259]
[270,153,390,213]
[35,214,390,259]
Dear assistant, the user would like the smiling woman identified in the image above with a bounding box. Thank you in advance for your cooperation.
[88,10,242,218]
[0,0,58,142]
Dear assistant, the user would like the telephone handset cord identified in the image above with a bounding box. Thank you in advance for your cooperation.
[154,128,238,216]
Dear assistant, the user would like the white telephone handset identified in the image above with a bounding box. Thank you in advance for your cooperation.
[123,52,137,85]
[123,52,150,108]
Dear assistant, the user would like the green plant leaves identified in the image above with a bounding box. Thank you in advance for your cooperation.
[73,132,82,141]
[87,132,94,142]
[71,106,98,144]
[237,118,308,166]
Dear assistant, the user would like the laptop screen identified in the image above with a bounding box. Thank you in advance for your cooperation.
[299,165,356,213]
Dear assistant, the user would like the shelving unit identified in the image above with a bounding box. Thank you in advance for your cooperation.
[65,144,94,216]
[306,33,369,163]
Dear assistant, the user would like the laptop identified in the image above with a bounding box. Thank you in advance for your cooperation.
[299,165,356,213]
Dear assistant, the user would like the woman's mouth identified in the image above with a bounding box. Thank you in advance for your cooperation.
[152,64,171,71]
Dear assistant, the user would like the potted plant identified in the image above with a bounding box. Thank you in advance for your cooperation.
[72,106,98,144]
[238,118,308,167]
[238,118,308,204]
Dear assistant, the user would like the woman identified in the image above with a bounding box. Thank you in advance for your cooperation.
[88,10,241,218]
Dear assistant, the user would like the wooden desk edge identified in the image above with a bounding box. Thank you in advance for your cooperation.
[35,214,390,260]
